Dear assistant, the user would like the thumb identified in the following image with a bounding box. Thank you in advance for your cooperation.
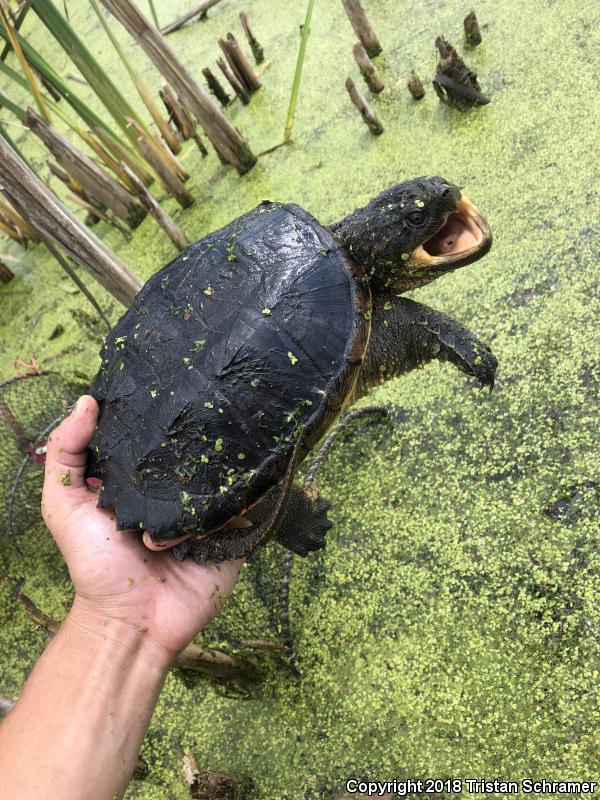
[43,395,99,504]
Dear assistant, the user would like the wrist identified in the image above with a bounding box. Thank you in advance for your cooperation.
[63,596,174,675]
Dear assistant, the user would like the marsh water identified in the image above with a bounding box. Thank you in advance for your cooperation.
[1,0,599,796]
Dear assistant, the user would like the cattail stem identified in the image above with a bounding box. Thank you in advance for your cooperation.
[156,133,189,181]
[0,197,38,241]
[81,130,135,189]
[202,66,231,107]
[0,216,25,246]
[345,76,383,134]
[26,109,146,227]
[239,12,264,65]
[341,0,381,58]
[130,119,194,208]
[171,93,209,156]
[122,163,188,251]
[100,0,256,173]
[352,41,384,93]
[47,159,90,201]
[0,0,30,60]
[94,125,154,186]
[282,0,316,143]
[40,236,113,329]
[0,133,142,307]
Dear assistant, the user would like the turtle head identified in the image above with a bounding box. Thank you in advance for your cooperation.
[330,176,492,293]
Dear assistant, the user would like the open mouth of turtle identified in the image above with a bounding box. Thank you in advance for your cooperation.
[412,196,491,267]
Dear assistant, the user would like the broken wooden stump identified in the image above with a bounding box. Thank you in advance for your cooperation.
[464,10,482,46]
[160,86,209,156]
[341,0,381,58]
[122,163,188,251]
[0,259,14,283]
[26,109,146,228]
[188,124,209,156]
[345,76,383,134]
[175,642,258,682]
[0,134,142,307]
[239,12,263,65]
[352,41,384,93]
[183,754,254,800]
[17,590,258,683]
[161,0,223,35]
[218,33,261,94]
[101,0,256,173]
[202,66,231,107]
[217,57,250,105]
[433,36,489,109]
[407,70,425,100]
[160,83,193,139]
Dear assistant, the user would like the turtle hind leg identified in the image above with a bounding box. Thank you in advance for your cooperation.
[172,440,309,564]
[272,485,332,556]
[303,404,390,487]
[171,484,332,563]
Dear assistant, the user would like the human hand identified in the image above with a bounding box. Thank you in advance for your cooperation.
[42,396,242,664]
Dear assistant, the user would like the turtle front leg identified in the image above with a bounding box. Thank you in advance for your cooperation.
[355,295,497,397]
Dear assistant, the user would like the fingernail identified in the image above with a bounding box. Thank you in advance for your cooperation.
[71,397,85,418]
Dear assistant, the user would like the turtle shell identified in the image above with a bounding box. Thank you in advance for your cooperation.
[87,202,370,541]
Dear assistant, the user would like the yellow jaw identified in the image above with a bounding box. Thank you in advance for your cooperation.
[410,195,492,268]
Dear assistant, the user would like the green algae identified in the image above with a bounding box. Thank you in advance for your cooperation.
[1,0,600,798]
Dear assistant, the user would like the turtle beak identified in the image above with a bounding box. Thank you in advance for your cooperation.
[411,194,492,269]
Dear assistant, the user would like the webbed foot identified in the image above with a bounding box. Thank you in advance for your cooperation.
[275,488,332,556]
[421,312,497,389]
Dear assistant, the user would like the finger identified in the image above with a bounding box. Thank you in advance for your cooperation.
[44,395,98,497]
[143,531,191,551]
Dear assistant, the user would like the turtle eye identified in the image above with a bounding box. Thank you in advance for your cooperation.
[406,209,426,226]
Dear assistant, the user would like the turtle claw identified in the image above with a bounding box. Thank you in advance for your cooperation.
[466,341,497,390]
[414,303,497,391]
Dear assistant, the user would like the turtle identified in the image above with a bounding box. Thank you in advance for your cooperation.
[86,176,496,564]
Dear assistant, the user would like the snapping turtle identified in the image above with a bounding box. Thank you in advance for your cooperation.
[87,176,495,563]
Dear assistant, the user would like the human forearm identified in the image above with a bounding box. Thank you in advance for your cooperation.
[0,598,172,800]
